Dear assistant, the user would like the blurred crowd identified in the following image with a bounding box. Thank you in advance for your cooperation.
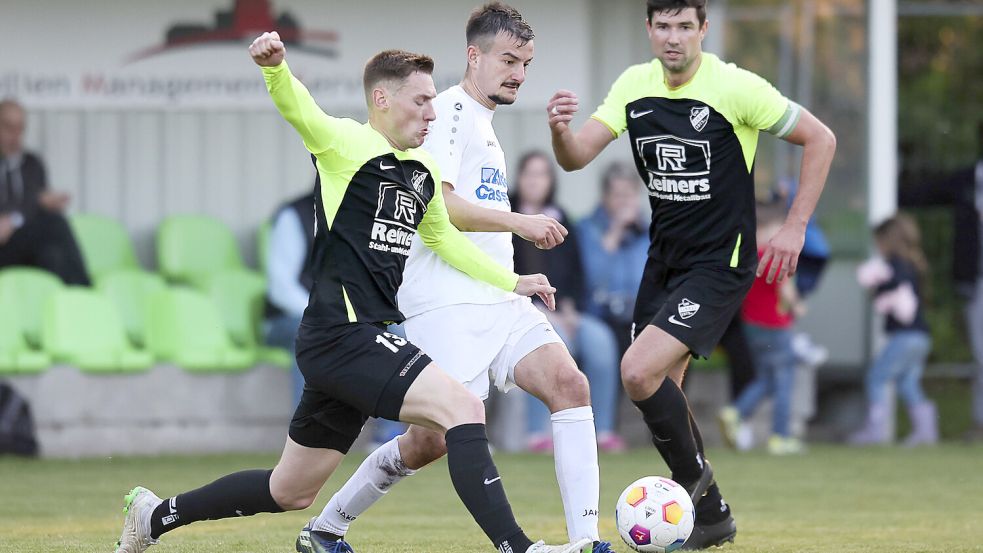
[4,97,983,455]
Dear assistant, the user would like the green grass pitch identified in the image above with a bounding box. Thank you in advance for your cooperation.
[1,445,981,552]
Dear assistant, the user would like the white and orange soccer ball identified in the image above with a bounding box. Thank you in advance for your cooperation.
[615,476,695,552]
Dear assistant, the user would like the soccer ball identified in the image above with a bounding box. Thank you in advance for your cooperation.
[615,476,695,552]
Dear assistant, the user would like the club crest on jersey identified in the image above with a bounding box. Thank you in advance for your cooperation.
[411,170,428,194]
[678,298,700,319]
[690,106,710,132]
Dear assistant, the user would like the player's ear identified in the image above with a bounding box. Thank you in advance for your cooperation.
[372,87,389,111]
[466,44,480,71]
[700,19,709,40]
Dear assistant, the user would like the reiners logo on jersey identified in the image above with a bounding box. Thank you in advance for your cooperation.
[370,183,422,257]
[636,135,712,202]
[690,105,710,132]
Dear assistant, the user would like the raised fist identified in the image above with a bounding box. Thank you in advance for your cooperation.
[249,31,285,67]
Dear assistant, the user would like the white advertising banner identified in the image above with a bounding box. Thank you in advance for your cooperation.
[1,0,591,110]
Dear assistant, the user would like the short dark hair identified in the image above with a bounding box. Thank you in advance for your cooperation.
[362,50,434,97]
[646,0,707,27]
[601,161,639,195]
[466,2,534,52]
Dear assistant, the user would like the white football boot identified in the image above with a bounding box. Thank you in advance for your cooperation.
[114,486,163,553]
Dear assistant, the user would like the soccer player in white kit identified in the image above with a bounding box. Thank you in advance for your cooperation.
[296,4,610,553]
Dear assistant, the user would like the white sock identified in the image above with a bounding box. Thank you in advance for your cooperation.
[312,436,415,535]
[551,406,600,543]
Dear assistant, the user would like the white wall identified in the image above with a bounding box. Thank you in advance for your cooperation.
[6,0,652,267]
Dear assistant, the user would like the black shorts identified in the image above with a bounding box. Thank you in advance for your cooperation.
[632,258,755,358]
[290,322,432,453]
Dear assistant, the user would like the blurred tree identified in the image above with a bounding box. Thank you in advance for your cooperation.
[898,12,981,363]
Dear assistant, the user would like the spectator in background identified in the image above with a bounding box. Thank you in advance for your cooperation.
[774,178,830,368]
[263,188,315,407]
[511,151,624,452]
[0,98,89,285]
[850,213,937,447]
[718,202,806,455]
[576,161,649,356]
[899,122,983,442]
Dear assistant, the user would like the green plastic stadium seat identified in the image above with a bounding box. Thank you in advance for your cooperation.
[41,288,153,372]
[258,347,292,369]
[157,215,244,288]
[145,287,255,371]
[95,270,167,348]
[204,269,267,347]
[70,214,141,279]
[0,297,50,374]
[203,269,290,369]
[0,267,64,348]
[257,220,272,274]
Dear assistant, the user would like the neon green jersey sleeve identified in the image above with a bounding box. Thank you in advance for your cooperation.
[417,179,519,292]
[590,63,649,139]
[727,65,795,135]
[262,62,343,155]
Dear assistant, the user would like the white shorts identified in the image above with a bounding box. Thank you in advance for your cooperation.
[403,297,563,400]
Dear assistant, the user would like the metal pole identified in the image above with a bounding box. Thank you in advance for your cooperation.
[867,0,898,224]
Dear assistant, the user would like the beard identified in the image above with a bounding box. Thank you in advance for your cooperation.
[660,53,693,74]
[489,81,521,105]
[488,93,516,105]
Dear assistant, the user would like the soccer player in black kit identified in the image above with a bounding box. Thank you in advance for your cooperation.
[547,0,836,549]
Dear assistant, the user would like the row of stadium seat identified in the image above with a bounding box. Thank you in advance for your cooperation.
[0,214,289,373]
[71,213,272,285]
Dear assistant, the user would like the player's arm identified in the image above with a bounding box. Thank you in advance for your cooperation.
[779,107,837,230]
[441,182,568,249]
[759,106,837,283]
[547,90,616,171]
[419,184,557,309]
[250,32,337,154]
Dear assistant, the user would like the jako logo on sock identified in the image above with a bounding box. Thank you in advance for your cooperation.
[499,541,513,553]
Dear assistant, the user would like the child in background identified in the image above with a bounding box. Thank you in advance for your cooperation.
[849,214,937,446]
[719,202,806,455]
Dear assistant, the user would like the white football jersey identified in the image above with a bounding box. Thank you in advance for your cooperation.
[398,85,516,318]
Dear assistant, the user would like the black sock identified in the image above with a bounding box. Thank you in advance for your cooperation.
[695,483,731,524]
[633,379,703,485]
[149,469,284,539]
[688,411,731,524]
[445,423,533,553]
[689,410,705,455]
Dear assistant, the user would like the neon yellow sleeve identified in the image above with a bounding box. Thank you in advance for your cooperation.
[261,62,341,155]
[729,66,793,134]
[417,179,519,292]
[590,64,646,139]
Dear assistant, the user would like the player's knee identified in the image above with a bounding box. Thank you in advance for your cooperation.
[455,390,486,424]
[621,355,655,397]
[553,363,590,406]
[438,386,485,428]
